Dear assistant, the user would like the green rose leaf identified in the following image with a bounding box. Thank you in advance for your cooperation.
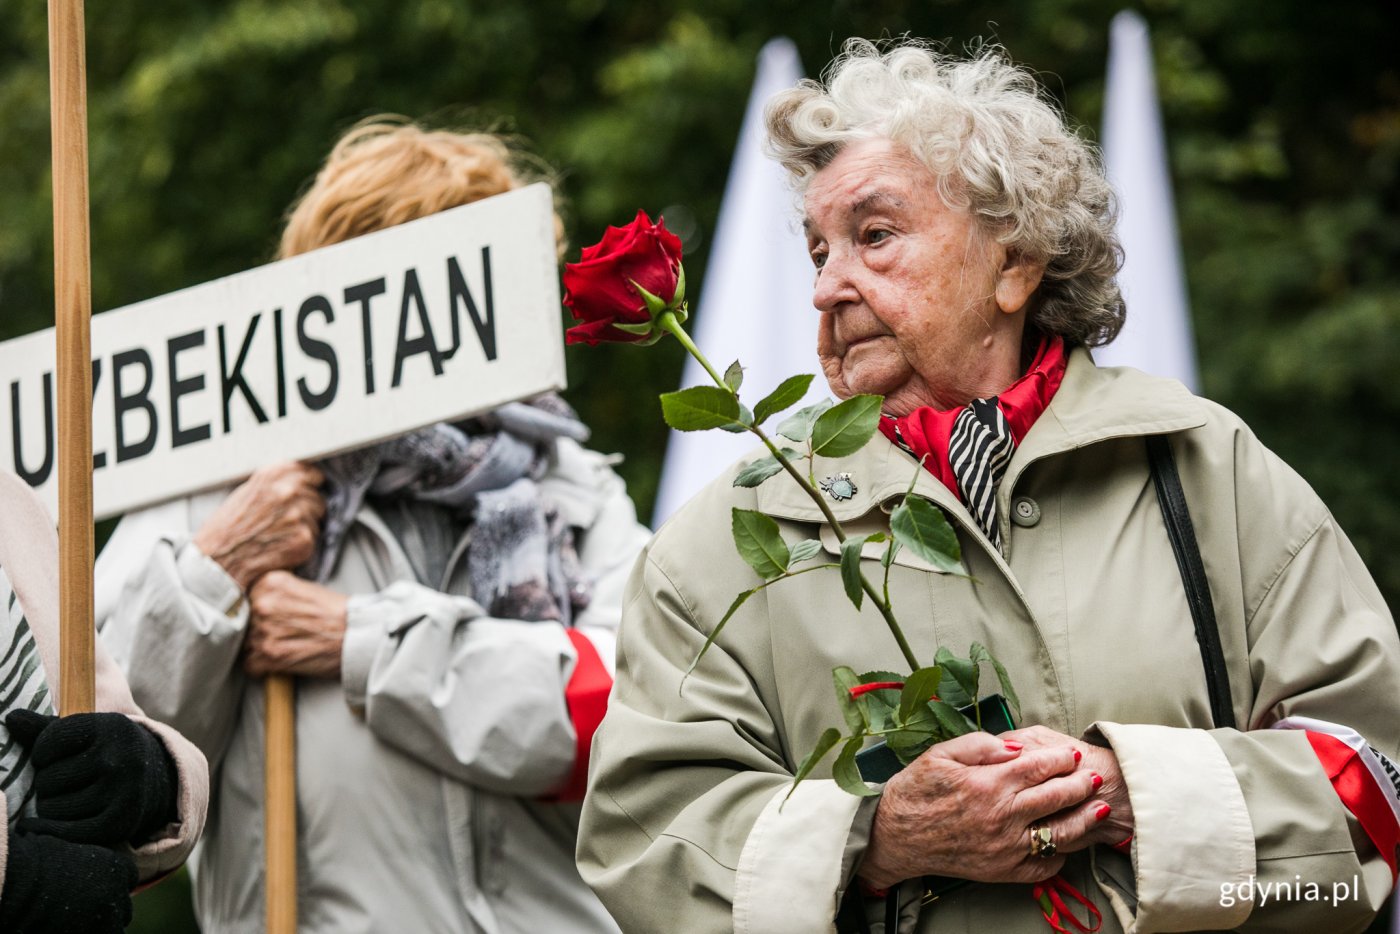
[731,508,790,579]
[786,727,843,802]
[971,642,1022,721]
[859,670,907,684]
[857,674,902,732]
[683,586,757,679]
[935,646,979,704]
[890,495,964,574]
[898,665,945,725]
[833,737,879,797]
[928,698,976,737]
[832,666,867,734]
[753,374,815,426]
[732,448,798,488]
[661,386,741,432]
[776,399,834,443]
[723,360,744,392]
[887,720,939,764]
[811,394,882,458]
[839,536,865,610]
[718,402,755,433]
[787,539,823,564]
[881,538,902,569]
[935,670,973,709]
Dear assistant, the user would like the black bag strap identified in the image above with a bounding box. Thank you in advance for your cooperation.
[836,880,901,934]
[836,884,874,934]
[1146,434,1236,730]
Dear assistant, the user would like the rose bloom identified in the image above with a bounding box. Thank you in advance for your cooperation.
[564,210,682,345]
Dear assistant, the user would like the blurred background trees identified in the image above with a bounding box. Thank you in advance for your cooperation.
[1,0,1396,928]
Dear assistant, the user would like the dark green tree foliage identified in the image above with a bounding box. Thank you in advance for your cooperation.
[1,2,1396,929]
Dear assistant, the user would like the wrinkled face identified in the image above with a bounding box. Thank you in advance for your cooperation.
[804,138,1017,415]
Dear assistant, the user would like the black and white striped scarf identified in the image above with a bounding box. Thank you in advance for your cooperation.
[886,396,1016,552]
[878,337,1068,555]
[946,398,1016,552]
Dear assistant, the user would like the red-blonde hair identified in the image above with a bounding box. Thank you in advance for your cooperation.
[278,116,564,259]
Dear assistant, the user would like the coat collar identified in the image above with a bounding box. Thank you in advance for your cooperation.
[754,347,1207,527]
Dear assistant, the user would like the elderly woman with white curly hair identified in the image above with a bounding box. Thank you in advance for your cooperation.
[577,39,1400,934]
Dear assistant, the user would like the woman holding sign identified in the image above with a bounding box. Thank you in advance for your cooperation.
[96,119,650,933]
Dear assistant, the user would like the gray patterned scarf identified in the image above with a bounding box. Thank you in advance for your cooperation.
[308,395,593,624]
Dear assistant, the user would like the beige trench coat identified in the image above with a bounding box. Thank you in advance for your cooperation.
[579,350,1400,933]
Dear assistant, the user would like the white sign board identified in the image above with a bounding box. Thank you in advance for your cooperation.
[0,183,566,520]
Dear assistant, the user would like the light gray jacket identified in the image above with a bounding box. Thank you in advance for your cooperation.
[97,437,650,934]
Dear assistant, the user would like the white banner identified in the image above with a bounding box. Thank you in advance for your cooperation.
[1096,10,1200,391]
[0,183,565,520]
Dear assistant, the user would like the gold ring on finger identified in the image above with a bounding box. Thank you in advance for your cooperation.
[1028,823,1056,859]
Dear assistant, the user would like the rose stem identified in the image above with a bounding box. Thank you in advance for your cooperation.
[657,309,921,672]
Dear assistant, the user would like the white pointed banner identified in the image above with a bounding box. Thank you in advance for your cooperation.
[652,37,823,526]
[1095,10,1199,391]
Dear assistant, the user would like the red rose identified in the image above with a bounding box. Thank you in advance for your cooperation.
[564,210,684,345]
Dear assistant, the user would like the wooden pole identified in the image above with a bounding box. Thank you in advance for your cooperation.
[265,675,298,933]
[47,0,95,715]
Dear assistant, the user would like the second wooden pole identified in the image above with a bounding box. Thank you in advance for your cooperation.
[266,675,297,933]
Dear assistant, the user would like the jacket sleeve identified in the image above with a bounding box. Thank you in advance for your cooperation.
[92,632,211,882]
[576,544,877,934]
[95,493,251,771]
[340,442,651,798]
[1087,433,1400,933]
[0,473,213,884]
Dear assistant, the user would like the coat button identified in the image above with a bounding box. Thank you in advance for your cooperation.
[1011,496,1041,527]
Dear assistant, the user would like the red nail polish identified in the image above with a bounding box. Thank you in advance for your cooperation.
[1072,749,1082,763]
[1091,774,1103,790]
[1003,741,1024,752]
[1096,805,1111,821]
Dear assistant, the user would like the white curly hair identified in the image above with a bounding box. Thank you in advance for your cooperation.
[765,39,1125,347]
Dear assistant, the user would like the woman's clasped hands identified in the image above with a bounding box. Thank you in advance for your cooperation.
[858,726,1134,891]
[191,461,349,679]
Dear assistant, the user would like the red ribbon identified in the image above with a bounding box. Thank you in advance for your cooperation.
[1032,875,1102,934]
[848,681,904,698]
[1305,730,1400,879]
[544,630,612,802]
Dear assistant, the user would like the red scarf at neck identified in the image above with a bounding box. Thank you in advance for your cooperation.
[877,336,1068,498]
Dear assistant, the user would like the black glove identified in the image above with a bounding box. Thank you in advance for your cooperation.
[0,828,136,933]
[5,710,179,847]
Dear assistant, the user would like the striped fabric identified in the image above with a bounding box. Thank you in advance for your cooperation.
[0,566,54,822]
[948,398,1016,552]
[884,395,1018,552]
[878,339,1067,555]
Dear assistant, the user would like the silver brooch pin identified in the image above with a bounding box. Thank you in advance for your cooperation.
[819,473,857,501]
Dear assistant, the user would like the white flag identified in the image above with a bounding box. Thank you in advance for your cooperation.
[1095,10,1200,391]
[652,38,824,525]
